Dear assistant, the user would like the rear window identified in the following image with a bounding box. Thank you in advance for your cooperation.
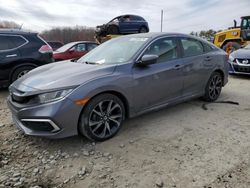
[10,36,27,47]
[0,36,12,50]
[180,38,204,57]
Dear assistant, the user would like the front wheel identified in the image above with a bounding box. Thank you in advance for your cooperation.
[79,94,125,141]
[139,26,147,33]
[203,72,223,102]
[11,66,34,83]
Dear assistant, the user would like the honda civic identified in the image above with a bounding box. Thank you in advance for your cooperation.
[8,33,228,141]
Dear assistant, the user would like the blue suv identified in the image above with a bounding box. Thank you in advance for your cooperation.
[96,14,149,36]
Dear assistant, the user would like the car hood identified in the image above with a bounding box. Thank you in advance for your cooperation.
[12,60,116,93]
[231,48,250,59]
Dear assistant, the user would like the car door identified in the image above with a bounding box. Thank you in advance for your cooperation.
[119,16,133,33]
[178,37,213,97]
[132,37,183,111]
[0,35,21,80]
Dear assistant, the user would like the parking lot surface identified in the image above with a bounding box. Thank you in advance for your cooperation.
[0,75,250,188]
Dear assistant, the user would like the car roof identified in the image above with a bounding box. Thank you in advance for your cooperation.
[120,32,190,39]
[0,29,37,35]
[116,14,144,19]
[66,41,98,45]
[118,32,214,45]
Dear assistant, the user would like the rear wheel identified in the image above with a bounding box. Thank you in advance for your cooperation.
[203,72,223,102]
[222,41,241,53]
[79,94,125,141]
[107,25,119,35]
[11,66,34,83]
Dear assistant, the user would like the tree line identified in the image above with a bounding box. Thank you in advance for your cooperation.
[190,29,222,42]
[1,20,221,44]
[0,20,95,44]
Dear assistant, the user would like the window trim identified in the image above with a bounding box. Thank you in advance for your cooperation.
[0,34,29,52]
[136,36,181,63]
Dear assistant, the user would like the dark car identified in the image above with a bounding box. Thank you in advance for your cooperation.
[229,44,250,75]
[47,41,64,51]
[8,33,228,141]
[53,41,98,61]
[0,29,53,86]
[96,14,149,37]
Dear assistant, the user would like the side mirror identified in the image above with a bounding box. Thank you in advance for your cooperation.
[137,54,158,66]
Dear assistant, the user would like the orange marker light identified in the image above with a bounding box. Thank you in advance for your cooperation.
[75,98,90,105]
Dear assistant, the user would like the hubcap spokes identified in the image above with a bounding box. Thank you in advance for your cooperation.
[209,75,222,100]
[17,70,29,79]
[89,100,122,138]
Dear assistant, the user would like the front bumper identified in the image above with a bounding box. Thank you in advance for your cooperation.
[229,63,250,75]
[7,96,83,139]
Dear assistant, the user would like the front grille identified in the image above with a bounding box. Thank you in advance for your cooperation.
[22,121,54,132]
[233,65,250,73]
[236,59,250,65]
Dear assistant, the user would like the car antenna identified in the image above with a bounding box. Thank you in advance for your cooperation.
[19,23,23,30]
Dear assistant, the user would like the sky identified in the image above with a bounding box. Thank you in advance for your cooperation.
[0,0,250,33]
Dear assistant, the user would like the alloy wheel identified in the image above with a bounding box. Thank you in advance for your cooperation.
[88,100,123,139]
[208,74,222,100]
[17,70,30,79]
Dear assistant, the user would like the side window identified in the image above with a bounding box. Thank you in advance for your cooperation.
[144,37,178,63]
[0,36,15,50]
[88,43,98,51]
[180,38,204,57]
[10,36,27,47]
[75,44,86,52]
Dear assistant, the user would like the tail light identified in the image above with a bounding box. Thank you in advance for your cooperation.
[39,44,53,53]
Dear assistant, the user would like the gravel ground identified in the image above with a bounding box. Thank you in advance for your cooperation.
[0,75,250,188]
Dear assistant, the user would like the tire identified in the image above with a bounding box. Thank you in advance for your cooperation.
[203,72,223,102]
[11,66,34,83]
[222,42,241,53]
[139,26,147,33]
[107,25,119,35]
[79,94,125,141]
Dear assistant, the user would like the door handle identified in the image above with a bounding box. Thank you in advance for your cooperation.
[205,56,212,61]
[173,64,182,70]
[6,54,17,58]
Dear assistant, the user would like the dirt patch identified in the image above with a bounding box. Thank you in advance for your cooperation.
[1,76,250,188]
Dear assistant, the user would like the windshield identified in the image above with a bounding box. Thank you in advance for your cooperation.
[55,42,76,52]
[245,44,250,49]
[78,37,149,64]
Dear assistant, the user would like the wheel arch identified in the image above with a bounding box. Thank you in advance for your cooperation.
[221,39,242,49]
[9,62,37,82]
[213,69,225,86]
[76,90,130,136]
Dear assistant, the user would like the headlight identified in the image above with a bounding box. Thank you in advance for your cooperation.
[36,89,74,104]
[228,54,235,63]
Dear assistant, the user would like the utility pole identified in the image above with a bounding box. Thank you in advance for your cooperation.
[161,10,163,32]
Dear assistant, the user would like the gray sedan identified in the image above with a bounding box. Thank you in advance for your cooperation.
[7,33,228,141]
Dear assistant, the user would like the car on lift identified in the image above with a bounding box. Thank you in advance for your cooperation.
[53,41,98,61]
[0,29,53,87]
[95,14,149,37]
[228,43,250,75]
